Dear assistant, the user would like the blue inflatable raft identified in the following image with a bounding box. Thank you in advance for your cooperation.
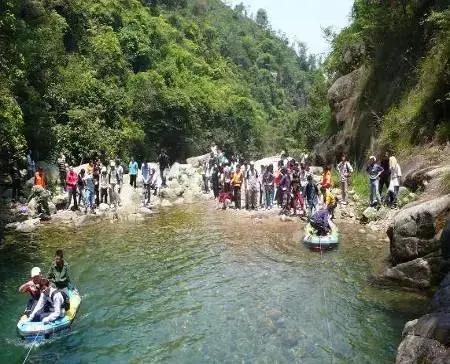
[303,222,339,250]
[17,287,81,341]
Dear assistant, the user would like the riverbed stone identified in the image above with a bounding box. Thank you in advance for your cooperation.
[98,203,110,212]
[15,218,41,233]
[383,258,432,289]
[161,199,173,207]
[52,193,68,210]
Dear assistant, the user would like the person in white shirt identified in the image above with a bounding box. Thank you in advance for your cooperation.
[27,279,68,324]
[336,154,353,205]
[388,156,402,208]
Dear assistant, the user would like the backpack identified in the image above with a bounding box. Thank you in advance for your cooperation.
[51,289,70,311]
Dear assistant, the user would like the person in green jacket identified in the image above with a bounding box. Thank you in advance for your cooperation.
[48,249,70,291]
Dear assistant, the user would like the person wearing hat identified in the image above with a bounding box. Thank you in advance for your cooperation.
[19,267,43,316]
[66,165,79,210]
[246,161,259,210]
[366,156,384,208]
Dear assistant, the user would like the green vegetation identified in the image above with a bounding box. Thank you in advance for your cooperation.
[325,0,449,155]
[0,0,329,165]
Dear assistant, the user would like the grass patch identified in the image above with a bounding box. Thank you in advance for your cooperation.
[331,167,369,202]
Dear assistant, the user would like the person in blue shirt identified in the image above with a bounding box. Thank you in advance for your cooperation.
[129,157,139,189]
[366,156,384,208]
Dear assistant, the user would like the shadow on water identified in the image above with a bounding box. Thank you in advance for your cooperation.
[0,204,426,363]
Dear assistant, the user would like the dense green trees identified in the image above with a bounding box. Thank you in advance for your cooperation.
[0,0,328,165]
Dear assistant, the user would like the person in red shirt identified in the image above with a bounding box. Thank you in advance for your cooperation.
[18,267,43,316]
[65,165,79,210]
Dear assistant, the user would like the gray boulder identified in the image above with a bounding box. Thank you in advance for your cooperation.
[383,258,432,289]
[15,219,41,233]
[52,193,68,210]
[396,335,450,364]
[389,195,450,263]
[186,153,209,168]
[361,206,389,223]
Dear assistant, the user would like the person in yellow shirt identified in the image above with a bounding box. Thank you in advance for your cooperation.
[325,189,337,219]
[231,165,243,209]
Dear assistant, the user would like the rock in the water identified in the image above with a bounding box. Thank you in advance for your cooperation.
[139,207,155,215]
[389,195,450,263]
[174,197,185,205]
[16,219,41,233]
[383,258,432,288]
[161,199,173,208]
[396,335,450,364]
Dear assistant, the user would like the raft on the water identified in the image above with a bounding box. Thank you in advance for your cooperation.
[303,222,339,250]
[17,287,81,341]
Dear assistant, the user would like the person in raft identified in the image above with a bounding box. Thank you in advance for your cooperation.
[309,205,333,236]
[48,249,71,291]
[19,267,43,316]
[26,278,70,324]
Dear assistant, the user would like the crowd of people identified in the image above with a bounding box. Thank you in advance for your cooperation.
[200,145,403,236]
[19,249,71,324]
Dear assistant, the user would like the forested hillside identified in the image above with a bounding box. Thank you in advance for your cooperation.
[0,0,327,164]
[317,0,449,163]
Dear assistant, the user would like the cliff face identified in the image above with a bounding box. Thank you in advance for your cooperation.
[313,2,449,166]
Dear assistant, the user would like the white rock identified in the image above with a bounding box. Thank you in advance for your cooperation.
[161,199,173,207]
[98,203,110,212]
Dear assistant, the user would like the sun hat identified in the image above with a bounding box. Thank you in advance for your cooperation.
[369,156,376,161]
[31,267,41,278]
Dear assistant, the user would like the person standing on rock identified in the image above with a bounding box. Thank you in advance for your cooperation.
[387,156,402,208]
[129,157,139,189]
[77,168,85,207]
[34,167,46,188]
[66,166,78,210]
[246,162,259,210]
[366,156,384,208]
[99,167,109,204]
[378,152,391,199]
[26,150,35,180]
[231,164,243,209]
[108,161,119,207]
[202,160,210,193]
[262,165,274,210]
[211,164,220,199]
[57,153,67,192]
[141,162,151,206]
[337,154,353,205]
[305,174,319,217]
[83,169,96,214]
[320,165,332,204]
[93,160,100,207]
[116,160,124,194]
[158,150,170,188]
[10,161,22,203]
[259,165,265,208]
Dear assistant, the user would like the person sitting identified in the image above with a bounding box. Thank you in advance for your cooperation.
[48,249,70,291]
[19,267,43,316]
[27,279,69,323]
[310,207,332,236]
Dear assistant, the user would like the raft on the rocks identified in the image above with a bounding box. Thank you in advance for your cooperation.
[303,222,339,250]
[17,287,81,341]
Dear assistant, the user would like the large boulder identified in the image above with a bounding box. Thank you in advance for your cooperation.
[396,335,450,364]
[383,258,432,289]
[186,153,209,168]
[52,193,68,210]
[388,195,450,263]
[361,206,389,223]
[15,218,41,233]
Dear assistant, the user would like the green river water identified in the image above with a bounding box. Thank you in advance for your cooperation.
[0,205,426,363]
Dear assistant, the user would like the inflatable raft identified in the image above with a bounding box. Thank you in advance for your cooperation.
[303,222,339,250]
[17,287,81,341]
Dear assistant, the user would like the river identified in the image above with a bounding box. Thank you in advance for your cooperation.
[0,204,426,363]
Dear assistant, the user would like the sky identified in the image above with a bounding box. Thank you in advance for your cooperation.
[225,0,354,56]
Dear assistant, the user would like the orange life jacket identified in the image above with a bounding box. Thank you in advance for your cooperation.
[34,171,46,187]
